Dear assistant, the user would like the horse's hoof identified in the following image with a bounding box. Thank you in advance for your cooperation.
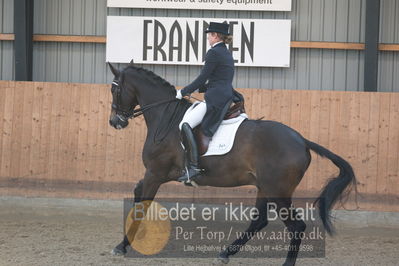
[282,262,294,266]
[214,254,229,264]
[213,258,229,265]
[111,246,126,256]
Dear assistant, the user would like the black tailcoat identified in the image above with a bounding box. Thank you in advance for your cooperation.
[181,42,235,137]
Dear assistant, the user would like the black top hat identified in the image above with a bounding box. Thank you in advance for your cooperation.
[205,22,230,35]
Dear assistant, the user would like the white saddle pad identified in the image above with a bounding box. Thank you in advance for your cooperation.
[203,113,248,156]
[182,102,247,156]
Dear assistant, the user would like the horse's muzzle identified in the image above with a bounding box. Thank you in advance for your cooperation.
[109,114,129,129]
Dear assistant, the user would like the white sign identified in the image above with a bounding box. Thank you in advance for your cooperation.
[106,17,291,67]
[107,0,292,12]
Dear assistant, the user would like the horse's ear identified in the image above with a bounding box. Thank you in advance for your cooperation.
[107,62,120,77]
[129,59,134,66]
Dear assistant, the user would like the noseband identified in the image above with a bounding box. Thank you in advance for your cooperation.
[111,80,178,120]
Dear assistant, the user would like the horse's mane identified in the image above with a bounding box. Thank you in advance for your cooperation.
[121,65,191,143]
[123,65,175,94]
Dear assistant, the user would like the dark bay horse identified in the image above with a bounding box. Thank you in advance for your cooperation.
[108,62,356,266]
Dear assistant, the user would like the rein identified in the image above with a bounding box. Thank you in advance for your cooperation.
[132,95,202,119]
[111,80,178,120]
[131,98,179,118]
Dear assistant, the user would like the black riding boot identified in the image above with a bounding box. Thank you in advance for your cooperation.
[177,123,203,185]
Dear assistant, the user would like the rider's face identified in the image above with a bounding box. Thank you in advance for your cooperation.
[207,32,220,47]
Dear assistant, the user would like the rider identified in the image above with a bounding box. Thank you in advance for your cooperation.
[176,22,236,185]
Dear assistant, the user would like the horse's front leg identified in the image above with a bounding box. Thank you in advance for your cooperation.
[133,179,144,203]
[111,171,163,255]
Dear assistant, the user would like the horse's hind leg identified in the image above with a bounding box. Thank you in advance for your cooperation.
[272,198,306,266]
[218,191,269,264]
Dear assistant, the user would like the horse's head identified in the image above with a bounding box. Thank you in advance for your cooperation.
[108,62,138,130]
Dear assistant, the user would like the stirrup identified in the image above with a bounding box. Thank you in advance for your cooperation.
[177,166,203,187]
[183,179,199,188]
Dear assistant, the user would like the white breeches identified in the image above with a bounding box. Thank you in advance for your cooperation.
[179,102,207,130]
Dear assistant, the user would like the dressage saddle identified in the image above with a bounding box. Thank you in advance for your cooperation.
[195,101,245,155]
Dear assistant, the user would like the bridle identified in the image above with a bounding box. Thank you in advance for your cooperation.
[111,80,179,121]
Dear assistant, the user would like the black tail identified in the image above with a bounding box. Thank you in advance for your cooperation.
[304,139,356,235]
